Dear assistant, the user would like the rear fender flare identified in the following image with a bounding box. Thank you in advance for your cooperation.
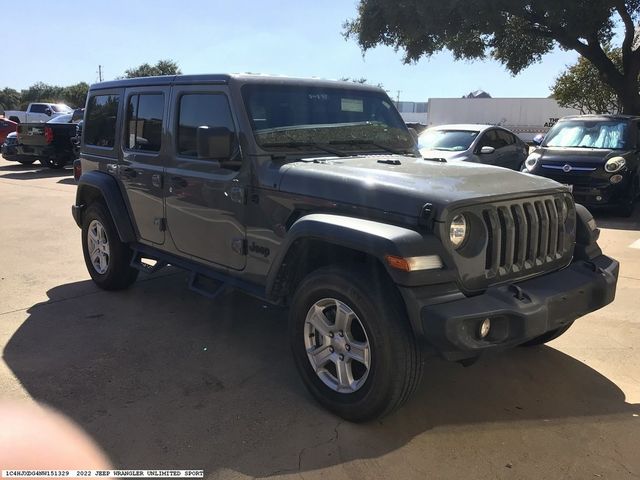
[74,171,136,243]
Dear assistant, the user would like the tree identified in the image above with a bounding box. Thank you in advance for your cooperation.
[0,88,21,110]
[62,82,90,108]
[123,59,181,78]
[552,49,622,114]
[344,1,640,114]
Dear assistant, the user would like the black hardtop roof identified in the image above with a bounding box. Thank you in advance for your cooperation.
[89,73,385,93]
[559,114,640,121]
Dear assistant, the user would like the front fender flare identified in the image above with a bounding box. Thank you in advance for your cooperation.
[265,213,451,297]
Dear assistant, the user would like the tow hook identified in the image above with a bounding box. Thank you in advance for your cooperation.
[509,284,528,301]
[584,260,604,274]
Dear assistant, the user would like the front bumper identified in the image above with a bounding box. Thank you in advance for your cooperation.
[532,167,631,207]
[409,254,618,361]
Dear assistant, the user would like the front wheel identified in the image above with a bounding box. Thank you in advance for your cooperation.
[289,265,422,422]
[17,159,35,165]
[81,202,139,290]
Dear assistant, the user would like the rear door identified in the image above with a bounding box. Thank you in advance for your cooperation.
[164,85,246,270]
[119,87,170,245]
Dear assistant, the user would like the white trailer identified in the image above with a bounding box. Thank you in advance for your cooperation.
[425,98,580,142]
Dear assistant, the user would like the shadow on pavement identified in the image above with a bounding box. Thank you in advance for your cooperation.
[0,165,72,180]
[3,274,639,477]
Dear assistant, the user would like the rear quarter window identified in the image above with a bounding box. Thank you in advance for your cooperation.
[84,94,120,148]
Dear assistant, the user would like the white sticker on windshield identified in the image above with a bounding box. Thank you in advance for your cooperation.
[341,98,364,112]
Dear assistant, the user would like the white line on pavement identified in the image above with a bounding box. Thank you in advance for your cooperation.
[630,239,640,249]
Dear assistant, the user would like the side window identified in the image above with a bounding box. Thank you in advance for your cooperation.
[479,130,499,149]
[126,93,164,152]
[30,104,47,114]
[496,129,515,147]
[84,94,120,148]
[177,93,239,168]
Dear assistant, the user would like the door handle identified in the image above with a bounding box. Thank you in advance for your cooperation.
[171,176,188,189]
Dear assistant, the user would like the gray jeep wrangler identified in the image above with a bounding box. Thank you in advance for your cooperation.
[72,74,619,422]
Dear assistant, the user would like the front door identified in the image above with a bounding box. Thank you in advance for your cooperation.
[164,86,246,270]
[119,87,170,245]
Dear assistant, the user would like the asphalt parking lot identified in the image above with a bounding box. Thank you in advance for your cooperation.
[0,156,639,479]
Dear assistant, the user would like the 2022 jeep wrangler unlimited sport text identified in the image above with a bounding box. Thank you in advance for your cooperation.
[72,74,619,422]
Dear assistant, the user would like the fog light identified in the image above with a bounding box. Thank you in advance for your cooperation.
[596,195,603,202]
[610,174,623,184]
[479,318,491,339]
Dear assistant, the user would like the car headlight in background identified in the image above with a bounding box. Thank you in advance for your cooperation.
[604,156,626,173]
[524,153,541,171]
[450,214,468,249]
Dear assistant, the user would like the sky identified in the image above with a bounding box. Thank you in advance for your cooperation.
[1,0,581,102]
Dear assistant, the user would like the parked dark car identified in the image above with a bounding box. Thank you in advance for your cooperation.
[72,74,618,422]
[418,124,529,170]
[2,132,35,164]
[0,118,18,143]
[15,108,84,169]
[524,115,640,216]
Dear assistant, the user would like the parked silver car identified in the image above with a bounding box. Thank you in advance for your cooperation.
[418,124,529,170]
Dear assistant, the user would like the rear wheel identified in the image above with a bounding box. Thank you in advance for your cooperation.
[41,156,67,169]
[81,202,138,290]
[520,321,574,346]
[289,265,422,422]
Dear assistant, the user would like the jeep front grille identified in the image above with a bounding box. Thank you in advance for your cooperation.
[481,195,574,281]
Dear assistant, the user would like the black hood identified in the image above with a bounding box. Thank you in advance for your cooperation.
[534,147,632,166]
[278,155,565,221]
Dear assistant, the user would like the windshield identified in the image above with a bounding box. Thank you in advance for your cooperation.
[242,84,415,154]
[51,104,72,113]
[47,114,72,124]
[544,120,629,149]
[418,129,479,151]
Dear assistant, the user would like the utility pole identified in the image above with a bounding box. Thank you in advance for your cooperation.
[97,65,103,82]
[396,90,401,103]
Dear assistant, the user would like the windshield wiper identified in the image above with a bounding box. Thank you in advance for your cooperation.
[261,141,348,157]
[328,139,417,156]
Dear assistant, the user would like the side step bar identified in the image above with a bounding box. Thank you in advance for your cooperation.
[130,249,168,274]
[188,272,228,301]
[129,243,277,305]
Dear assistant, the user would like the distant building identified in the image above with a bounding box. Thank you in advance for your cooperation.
[462,90,492,99]
[395,97,581,142]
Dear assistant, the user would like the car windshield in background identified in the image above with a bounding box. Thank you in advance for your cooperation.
[242,85,414,154]
[47,114,73,124]
[51,104,72,113]
[418,129,479,151]
[544,120,629,150]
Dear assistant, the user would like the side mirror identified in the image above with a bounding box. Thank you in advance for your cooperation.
[44,108,52,116]
[532,134,544,146]
[480,146,495,154]
[197,126,233,160]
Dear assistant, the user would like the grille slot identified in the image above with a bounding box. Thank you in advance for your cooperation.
[481,196,571,279]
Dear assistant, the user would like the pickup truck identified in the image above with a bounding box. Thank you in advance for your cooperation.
[16,109,83,168]
[5,102,73,124]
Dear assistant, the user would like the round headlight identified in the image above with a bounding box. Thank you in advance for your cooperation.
[524,153,541,171]
[450,214,468,249]
[604,156,626,173]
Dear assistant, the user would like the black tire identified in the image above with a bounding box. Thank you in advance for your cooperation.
[619,177,638,218]
[17,159,35,165]
[39,157,54,168]
[81,202,139,290]
[289,265,422,422]
[41,156,66,169]
[520,321,574,347]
